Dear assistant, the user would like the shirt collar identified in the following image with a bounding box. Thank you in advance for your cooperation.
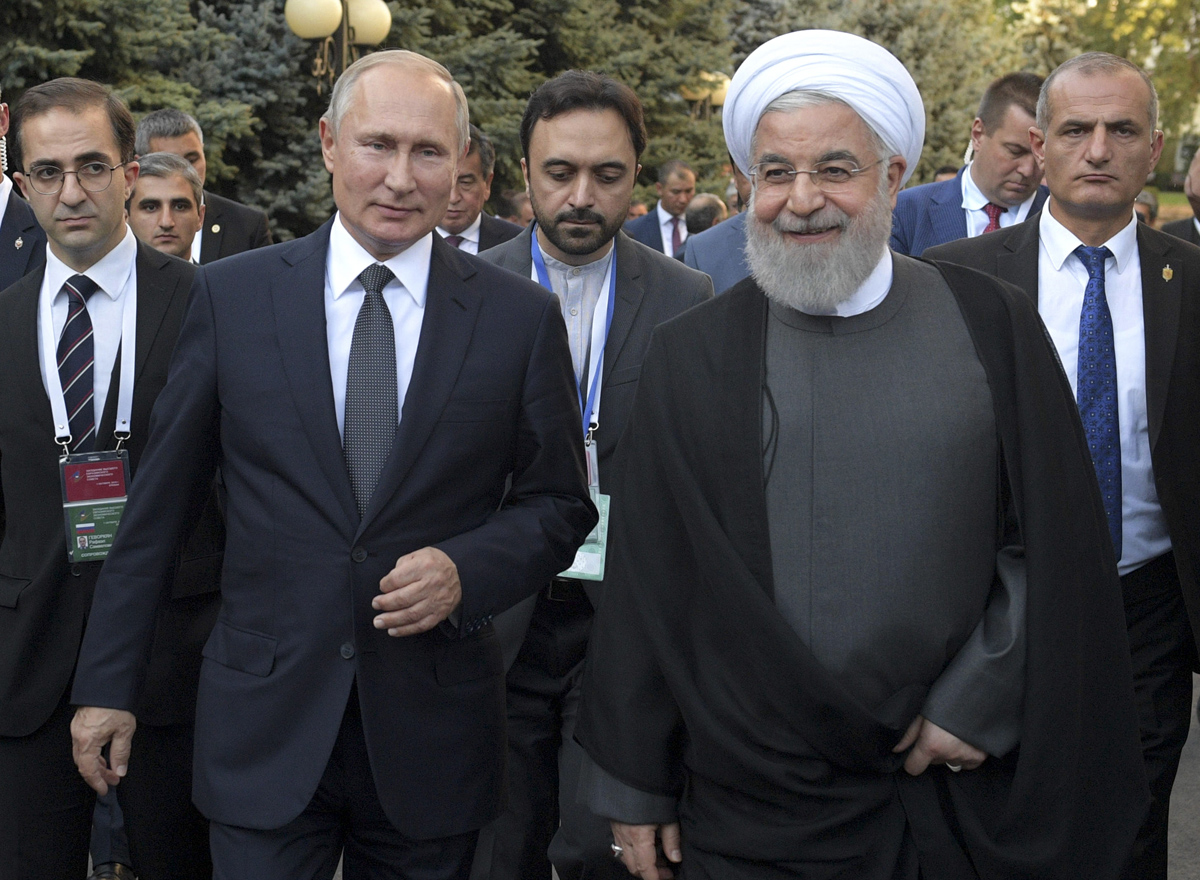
[436,211,482,244]
[44,225,137,304]
[1039,204,1138,273]
[542,242,614,278]
[0,174,12,228]
[328,212,430,307]
[656,201,678,228]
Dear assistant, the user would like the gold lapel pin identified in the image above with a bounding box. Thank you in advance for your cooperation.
[14,236,22,249]
[211,224,220,234]
[1163,265,1173,282]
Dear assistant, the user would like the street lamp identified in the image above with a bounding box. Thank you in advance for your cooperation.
[681,72,731,121]
[284,0,393,94]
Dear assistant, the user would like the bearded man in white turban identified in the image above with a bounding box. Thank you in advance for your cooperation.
[575,30,1148,880]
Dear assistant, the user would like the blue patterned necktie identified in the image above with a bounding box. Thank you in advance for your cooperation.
[344,263,398,517]
[57,274,100,452]
[1074,245,1122,560]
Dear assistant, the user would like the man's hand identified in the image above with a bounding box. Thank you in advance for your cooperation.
[611,821,682,880]
[71,707,136,795]
[893,714,987,776]
[373,546,461,636]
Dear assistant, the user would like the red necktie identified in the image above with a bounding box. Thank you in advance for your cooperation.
[670,217,682,255]
[982,203,1006,234]
[445,235,464,249]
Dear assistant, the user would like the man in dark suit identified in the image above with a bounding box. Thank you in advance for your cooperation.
[0,77,219,880]
[1162,148,1200,245]
[927,53,1200,880]
[891,72,1048,256]
[477,71,711,880]
[623,158,695,255]
[135,108,273,263]
[437,123,522,254]
[0,84,46,290]
[71,50,595,880]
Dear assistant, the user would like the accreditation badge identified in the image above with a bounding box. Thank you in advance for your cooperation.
[559,487,609,581]
[59,450,131,562]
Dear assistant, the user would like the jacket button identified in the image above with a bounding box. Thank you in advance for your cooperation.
[351,547,367,563]
[71,564,82,577]
[340,642,355,659]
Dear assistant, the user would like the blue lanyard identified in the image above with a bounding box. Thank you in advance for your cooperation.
[530,224,617,439]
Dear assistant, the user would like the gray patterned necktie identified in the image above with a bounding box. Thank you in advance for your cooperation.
[344,263,398,517]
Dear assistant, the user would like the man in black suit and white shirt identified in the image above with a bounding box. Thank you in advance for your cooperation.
[135,108,272,263]
[438,123,522,254]
[1162,147,1200,246]
[0,83,46,291]
[71,50,594,880]
[0,76,218,880]
[927,53,1200,879]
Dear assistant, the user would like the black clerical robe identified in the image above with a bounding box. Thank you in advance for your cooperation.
[576,257,1148,879]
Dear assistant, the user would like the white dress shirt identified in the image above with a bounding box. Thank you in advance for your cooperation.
[436,213,482,255]
[1037,208,1171,574]
[325,213,430,436]
[36,227,138,429]
[961,162,1037,238]
[189,191,207,264]
[655,201,687,254]
[0,173,12,230]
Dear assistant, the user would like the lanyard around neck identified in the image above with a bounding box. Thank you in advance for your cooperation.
[529,225,616,441]
[39,274,137,452]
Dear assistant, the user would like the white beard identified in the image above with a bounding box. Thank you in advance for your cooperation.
[744,182,894,314]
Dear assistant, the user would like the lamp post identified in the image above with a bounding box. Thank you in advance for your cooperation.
[284,0,393,94]
[681,72,731,122]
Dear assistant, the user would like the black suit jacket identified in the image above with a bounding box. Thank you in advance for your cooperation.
[1161,216,1200,247]
[479,227,713,662]
[0,242,221,737]
[199,190,272,263]
[0,185,46,292]
[926,214,1200,661]
[478,213,523,251]
[624,206,677,254]
[70,222,595,836]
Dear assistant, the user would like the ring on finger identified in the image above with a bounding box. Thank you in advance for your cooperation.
[611,843,624,858]
[946,763,962,772]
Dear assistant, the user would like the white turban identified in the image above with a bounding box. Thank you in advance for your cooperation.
[723,30,925,185]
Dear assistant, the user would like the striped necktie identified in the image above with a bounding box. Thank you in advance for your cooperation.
[57,274,100,452]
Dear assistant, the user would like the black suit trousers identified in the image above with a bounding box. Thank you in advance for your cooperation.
[479,592,628,880]
[1121,551,1194,880]
[0,688,95,880]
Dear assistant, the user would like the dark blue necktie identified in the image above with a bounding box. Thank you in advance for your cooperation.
[344,263,398,517]
[1074,245,1122,560]
[57,274,100,452]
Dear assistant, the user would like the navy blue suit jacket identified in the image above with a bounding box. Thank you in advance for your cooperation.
[890,167,1048,256]
[625,206,671,253]
[683,211,749,294]
[71,220,596,837]
[0,185,46,292]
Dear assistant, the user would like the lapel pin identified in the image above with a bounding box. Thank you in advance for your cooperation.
[1163,265,1173,282]
[211,224,220,234]
[14,236,22,249]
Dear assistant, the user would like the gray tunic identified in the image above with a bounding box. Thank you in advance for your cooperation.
[764,258,1025,755]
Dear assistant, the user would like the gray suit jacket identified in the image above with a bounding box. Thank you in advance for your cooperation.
[479,226,713,667]
[683,211,749,294]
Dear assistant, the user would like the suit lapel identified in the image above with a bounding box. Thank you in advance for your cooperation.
[929,177,967,248]
[359,236,483,530]
[96,244,182,445]
[1137,227,1179,450]
[199,191,226,264]
[602,236,645,385]
[7,267,58,436]
[272,221,359,527]
[995,212,1042,303]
